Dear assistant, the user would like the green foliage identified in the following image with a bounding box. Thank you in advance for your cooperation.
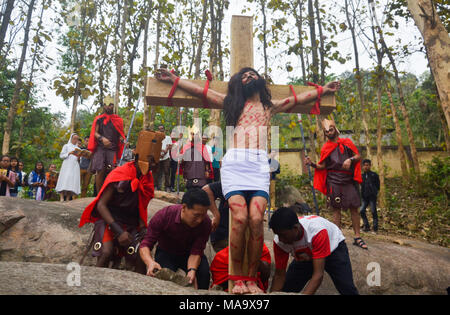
[421,156,449,205]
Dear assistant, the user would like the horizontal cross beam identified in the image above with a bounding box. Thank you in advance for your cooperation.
[145,77,336,115]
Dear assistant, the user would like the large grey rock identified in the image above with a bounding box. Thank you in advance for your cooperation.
[0,261,225,295]
[0,196,449,295]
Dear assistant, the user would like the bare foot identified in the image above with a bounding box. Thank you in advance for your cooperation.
[246,281,264,294]
[231,280,249,294]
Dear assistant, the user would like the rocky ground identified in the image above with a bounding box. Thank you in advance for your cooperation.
[0,193,449,295]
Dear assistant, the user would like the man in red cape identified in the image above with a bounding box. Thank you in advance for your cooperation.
[88,97,126,193]
[305,119,368,250]
[178,131,214,189]
[79,154,155,270]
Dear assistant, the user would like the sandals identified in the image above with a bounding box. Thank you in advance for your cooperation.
[353,237,368,250]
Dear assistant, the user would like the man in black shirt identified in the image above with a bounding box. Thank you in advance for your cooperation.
[360,159,380,232]
[202,181,228,252]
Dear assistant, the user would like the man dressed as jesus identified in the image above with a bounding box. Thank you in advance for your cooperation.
[156,67,340,294]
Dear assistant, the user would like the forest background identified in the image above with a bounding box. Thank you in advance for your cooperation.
[0,0,448,245]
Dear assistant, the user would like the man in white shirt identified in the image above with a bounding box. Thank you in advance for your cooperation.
[269,206,359,295]
[156,125,172,192]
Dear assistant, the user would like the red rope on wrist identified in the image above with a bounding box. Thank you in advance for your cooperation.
[287,85,298,113]
[289,85,298,105]
[307,82,323,115]
[167,76,180,107]
[202,70,213,108]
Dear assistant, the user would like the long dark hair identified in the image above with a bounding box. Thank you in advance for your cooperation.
[223,67,273,127]
[34,161,45,181]
[8,156,19,172]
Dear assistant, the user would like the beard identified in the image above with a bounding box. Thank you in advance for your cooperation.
[243,77,266,98]
[104,107,113,115]
[325,130,338,140]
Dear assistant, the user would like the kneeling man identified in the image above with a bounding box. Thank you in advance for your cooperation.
[269,207,358,295]
[139,188,212,290]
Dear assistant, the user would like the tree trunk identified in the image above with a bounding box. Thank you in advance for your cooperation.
[368,0,420,174]
[307,0,319,84]
[208,0,221,128]
[407,0,450,131]
[293,0,317,162]
[2,0,35,155]
[149,8,162,131]
[345,0,371,158]
[260,0,269,78]
[314,0,325,84]
[193,0,209,120]
[142,1,152,130]
[114,0,129,114]
[384,84,409,177]
[15,1,45,157]
[376,84,386,208]
[0,0,15,55]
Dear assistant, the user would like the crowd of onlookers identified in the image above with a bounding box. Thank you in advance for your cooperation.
[0,155,58,200]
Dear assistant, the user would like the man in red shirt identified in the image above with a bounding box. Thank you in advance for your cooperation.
[210,243,271,292]
[138,188,212,290]
[269,207,358,295]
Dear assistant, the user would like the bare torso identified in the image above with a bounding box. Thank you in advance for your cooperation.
[232,101,272,150]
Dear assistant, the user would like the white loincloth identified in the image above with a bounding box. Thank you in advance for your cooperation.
[220,148,270,197]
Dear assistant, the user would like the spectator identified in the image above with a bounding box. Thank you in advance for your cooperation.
[80,136,93,198]
[87,97,126,193]
[202,181,227,252]
[17,161,27,196]
[28,161,46,200]
[8,156,20,197]
[268,151,280,209]
[55,133,81,202]
[0,155,16,197]
[180,132,213,190]
[138,188,212,290]
[45,164,59,200]
[169,132,183,192]
[155,125,172,192]
[269,207,359,295]
[202,135,213,184]
[211,136,223,182]
[360,159,380,233]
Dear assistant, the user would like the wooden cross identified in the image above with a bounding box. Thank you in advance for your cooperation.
[145,15,336,291]
[145,16,335,114]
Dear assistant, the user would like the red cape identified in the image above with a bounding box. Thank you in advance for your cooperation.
[88,113,126,163]
[210,244,271,291]
[178,142,214,179]
[79,162,154,228]
[313,137,362,195]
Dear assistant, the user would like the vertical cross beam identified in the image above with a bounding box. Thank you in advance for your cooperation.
[228,15,254,292]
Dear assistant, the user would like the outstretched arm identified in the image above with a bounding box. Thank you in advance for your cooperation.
[155,68,226,108]
[271,81,341,114]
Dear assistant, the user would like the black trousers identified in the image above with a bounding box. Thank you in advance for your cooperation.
[360,197,378,231]
[282,241,359,295]
[155,247,210,290]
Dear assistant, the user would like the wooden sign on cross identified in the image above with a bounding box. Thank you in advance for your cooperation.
[145,15,336,292]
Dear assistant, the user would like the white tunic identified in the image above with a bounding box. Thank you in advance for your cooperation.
[55,142,81,195]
